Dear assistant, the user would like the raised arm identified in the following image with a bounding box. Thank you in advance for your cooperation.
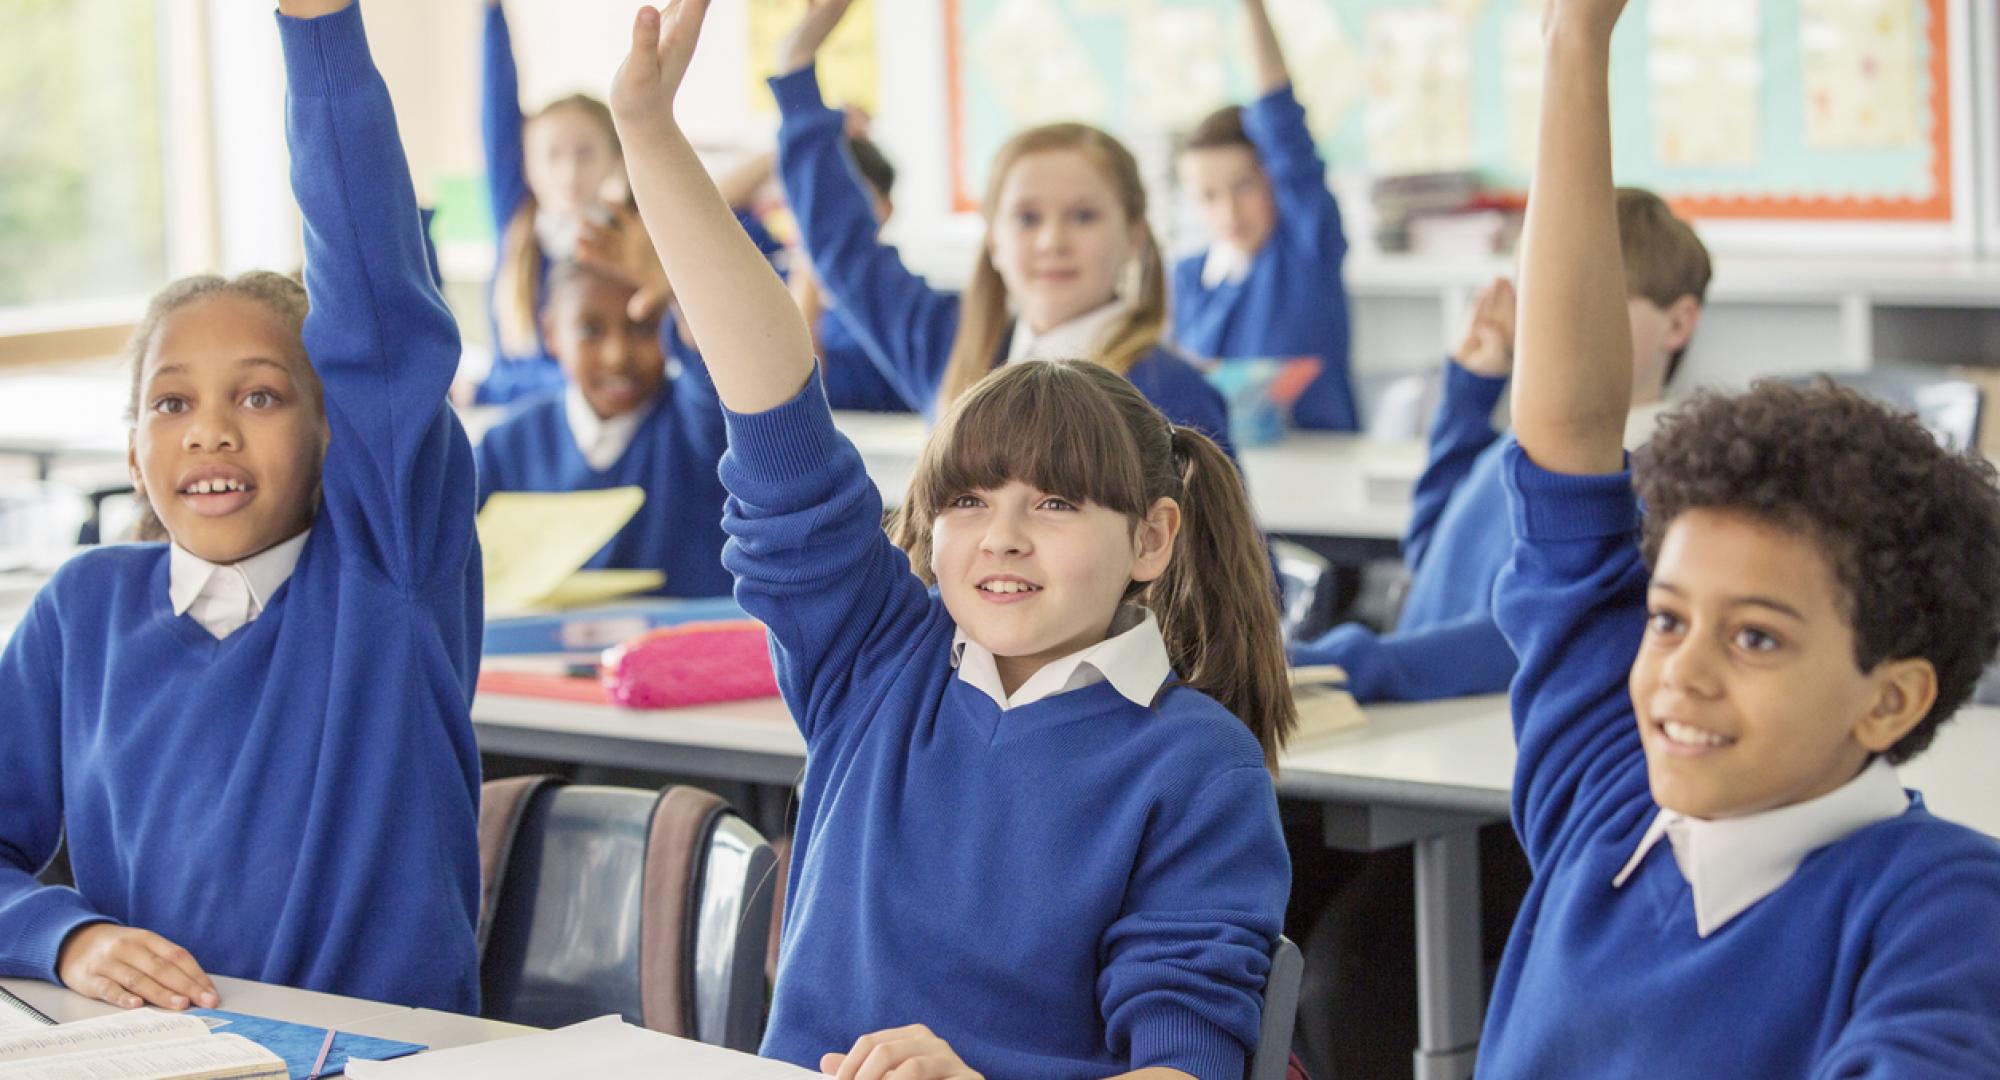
[1243,0,1289,96]
[481,0,530,241]
[1405,279,1513,568]
[1511,1,1629,475]
[280,0,476,590]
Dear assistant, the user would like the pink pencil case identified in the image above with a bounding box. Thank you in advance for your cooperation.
[599,620,780,709]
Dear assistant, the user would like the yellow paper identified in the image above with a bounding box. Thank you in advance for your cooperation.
[477,487,647,616]
[748,0,878,116]
[537,569,667,610]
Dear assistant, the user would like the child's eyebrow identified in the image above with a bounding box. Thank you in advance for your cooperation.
[149,356,294,380]
[1650,579,1807,622]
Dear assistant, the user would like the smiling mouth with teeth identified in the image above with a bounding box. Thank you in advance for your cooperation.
[181,479,251,495]
[1660,719,1735,749]
[978,581,1041,595]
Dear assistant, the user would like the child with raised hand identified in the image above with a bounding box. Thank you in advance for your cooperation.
[476,0,628,405]
[768,0,1234,456]
[0,0,483,1012]
[611,5,1291,1078]
[1484,0,2000,1072]
[1173,0,1355,431]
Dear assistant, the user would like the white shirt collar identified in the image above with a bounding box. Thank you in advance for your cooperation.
[168,527,311,640]
[563,386,655,471]
[1612,758,1910,937]
[1625,400,1669,450]
[1005,299,1130,364]
[950,605,1173,711]
[1200,244,1253,289]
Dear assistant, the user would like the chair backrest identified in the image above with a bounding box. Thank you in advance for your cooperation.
[477,778,776,1052]
[1272,540,1335,643]
[1247,936,1304,1080]
[1773,371,1983,452]
[1360,368,1445,441]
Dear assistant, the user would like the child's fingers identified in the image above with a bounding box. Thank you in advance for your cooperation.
[630,5,661,63]
[84,973,144,1010]
[819,1052,846,1075]
[143,935,219,1007]
[99,959,190,1010]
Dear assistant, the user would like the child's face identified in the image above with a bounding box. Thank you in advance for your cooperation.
[1630,509,1926,818]
[987,150,1143,335]
[525,108,621,221]
[128,294,326,563]
[545,275,665,421]
[930,480,1176,689]
[1626,294,1700,403]
[1178,146,1276,258]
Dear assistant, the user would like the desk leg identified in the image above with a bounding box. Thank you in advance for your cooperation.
[1411,827,1481,1080]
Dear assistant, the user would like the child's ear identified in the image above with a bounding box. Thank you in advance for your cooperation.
[1853,657,1938,755]
[1129,496,1182,584]
[1662,294,1702,354]
[126,433,145,500]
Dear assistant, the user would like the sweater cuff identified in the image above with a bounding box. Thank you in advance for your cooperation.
[3,889,115,983]
[1440,355,1509,416]
[1125,1004,1247,1080]
[1502,442,1639,543]
[768,64,830,117]
[277,1,382,100]
[720,364,847,485]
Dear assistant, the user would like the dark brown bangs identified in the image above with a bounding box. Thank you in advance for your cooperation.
[911,360,1150,520]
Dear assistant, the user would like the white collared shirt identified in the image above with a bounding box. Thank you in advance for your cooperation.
[951,605,1173,711]
[563,386,655,471]
[1612,758,1910,937]
[1199,244,1253,290]
[168,528,312,640]
[1625,399,1669,450]
[1005,299,1130,364]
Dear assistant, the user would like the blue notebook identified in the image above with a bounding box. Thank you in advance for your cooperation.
[483,596,749,655]
[194,1010,424,1079]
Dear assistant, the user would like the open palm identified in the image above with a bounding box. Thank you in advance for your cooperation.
[610,0,712,125]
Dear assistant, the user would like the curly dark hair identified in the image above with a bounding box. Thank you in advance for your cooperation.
[1633,380,2000,763]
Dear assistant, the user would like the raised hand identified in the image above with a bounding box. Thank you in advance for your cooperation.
[1452,277,1516,379]
[58,924,220,1011]
[610,0,713,132]
[775,0,859,76]
[574,203,675,321]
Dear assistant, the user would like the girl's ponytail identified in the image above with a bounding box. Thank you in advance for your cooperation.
[1147,426,1296,771]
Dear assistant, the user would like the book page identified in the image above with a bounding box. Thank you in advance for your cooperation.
[0,1011,209,1063]
[348,1015,817,1079]
[0,1033,282,1079]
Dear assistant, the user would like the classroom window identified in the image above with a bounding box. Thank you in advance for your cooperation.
[0,0,167,312]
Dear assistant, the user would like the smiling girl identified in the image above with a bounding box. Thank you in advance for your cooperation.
[0,0,483,1013]
[610,6,1292,1078]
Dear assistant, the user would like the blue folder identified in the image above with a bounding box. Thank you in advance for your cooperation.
[194,1010,425,1079]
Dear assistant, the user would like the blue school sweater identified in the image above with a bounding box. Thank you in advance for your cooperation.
[724,372,1287,1080]
[1481,444,2000,1076]
[818,307,914,412]
[0,3,482,1011]
[771,66,1235,456]
[1171,85,1355,432]
[476,1,563,406]
[1288,360,1516,700]
[473,319,733,599]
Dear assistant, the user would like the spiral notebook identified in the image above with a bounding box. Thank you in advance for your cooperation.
[0,984,53,1033]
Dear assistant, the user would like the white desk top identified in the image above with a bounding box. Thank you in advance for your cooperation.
[0,974,536,1051]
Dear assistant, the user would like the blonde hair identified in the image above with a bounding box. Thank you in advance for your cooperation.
[123,271,317,542]
[890,360,1296,770]
[495,94,621,356]
[937,124,1168,410]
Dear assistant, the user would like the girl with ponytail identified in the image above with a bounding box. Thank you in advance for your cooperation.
[612,6,1289,1076]
[768,0,1236,459]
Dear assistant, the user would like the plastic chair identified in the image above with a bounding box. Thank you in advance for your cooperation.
[1773,372,1983,452]
[1274,540,1336,643]
[476,778,776,1052]
[1248,935,1304,1080]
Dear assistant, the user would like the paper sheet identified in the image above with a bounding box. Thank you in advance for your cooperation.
[476,488,648,617]
[346,1016,818,1080]
[1649,0,1762,167]
[1800,0,1923,149]
[1363,9,1474,175]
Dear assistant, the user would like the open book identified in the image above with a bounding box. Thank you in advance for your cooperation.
[0,1010,284,1079]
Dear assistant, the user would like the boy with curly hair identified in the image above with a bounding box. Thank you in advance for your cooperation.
[1481,1,2000,1073]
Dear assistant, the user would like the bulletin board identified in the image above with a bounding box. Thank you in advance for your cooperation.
[945,0,1963,230]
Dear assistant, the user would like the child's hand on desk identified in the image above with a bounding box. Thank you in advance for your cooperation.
[57,924,220,1011]
[820,1024,984,1080]
[1452,277,1516,379]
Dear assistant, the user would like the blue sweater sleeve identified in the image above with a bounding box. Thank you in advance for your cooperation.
[1242,84,1346,275]
[481,2,528,243]
[1492,444,1651,873]
[0,593,113,982]
[1814,863,2000,1075]
[771,65,962,416]
[1405,359,1507,571]
[283,3,480,592]
[1099,765,1288,1079]
[717,369,939,746]
[1288,612,1518,704]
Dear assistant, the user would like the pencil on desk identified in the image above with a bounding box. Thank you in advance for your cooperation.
[306,1027,337,1080]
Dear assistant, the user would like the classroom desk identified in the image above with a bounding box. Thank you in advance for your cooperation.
[0,973,538,1051]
